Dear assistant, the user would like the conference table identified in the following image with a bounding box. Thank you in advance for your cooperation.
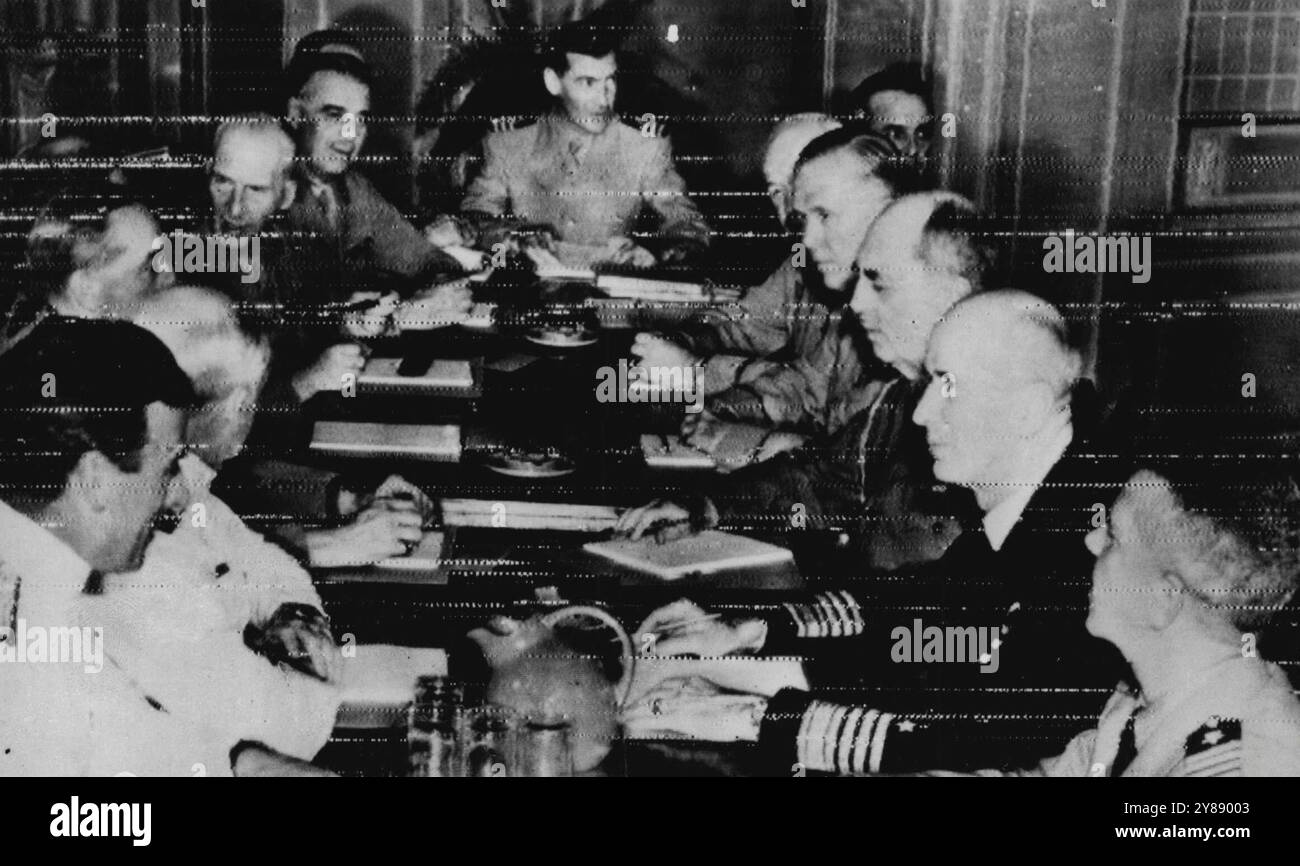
[297,266,804,777]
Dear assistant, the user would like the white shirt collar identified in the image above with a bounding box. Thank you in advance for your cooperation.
[0,498,94,623]
[177,452,216,499]
[981,425,1074,551]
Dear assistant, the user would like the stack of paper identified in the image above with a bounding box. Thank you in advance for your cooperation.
[310,422,462,461]
[596,274,711,303]
[358,358,475,391]
[440,499,620,532]
[640,434,717,469]
[583,530,794,581]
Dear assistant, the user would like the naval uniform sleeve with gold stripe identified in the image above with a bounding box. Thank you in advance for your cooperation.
[752,584,1123,774]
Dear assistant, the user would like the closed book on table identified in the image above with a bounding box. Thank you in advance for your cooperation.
[358,357,476,392]
[583,530,793,581]
[310,422,462,461]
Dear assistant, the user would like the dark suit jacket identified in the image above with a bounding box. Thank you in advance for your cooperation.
[759,435,1136,774]
[709,376,968,572]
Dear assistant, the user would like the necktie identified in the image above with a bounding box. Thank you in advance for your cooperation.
[1111,706,1140,776]
[312,180,341,231]
[566,136,591,173]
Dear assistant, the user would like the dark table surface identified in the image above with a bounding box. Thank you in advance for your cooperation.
[293,271,803,776]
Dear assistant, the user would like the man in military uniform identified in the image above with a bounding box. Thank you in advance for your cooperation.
[616,193,986,573]
[283,40,469,303]
[1020,465,1300,777]
[444,26,710,270]
[628,131,914,443]
[622,292,1137,772]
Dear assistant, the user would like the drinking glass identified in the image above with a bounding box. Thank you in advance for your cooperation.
[461,705,518,777]
[407,677,463,778]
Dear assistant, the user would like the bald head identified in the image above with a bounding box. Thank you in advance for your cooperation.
[938,290,1081,400]
[849,191,985,378]
[210,116,297,234]
[912,290,1080,505]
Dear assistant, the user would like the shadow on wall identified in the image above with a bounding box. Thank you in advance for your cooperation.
[993,136,1111,321]
[333,4,416,207]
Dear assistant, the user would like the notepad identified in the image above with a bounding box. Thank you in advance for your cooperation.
[640,434,717,469]
[584,530,793,581]
[358,358,475,390]
[310,422,462,461]
[441,499,620,531]
[376,531,445,571]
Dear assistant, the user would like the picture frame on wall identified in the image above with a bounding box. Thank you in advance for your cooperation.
[1182,121,1300,210]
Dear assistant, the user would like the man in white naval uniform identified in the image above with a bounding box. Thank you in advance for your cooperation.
[971,466,1300,777]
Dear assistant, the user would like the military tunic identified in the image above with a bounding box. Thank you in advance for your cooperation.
[461,113,710,268]
[1025,656,1300,777]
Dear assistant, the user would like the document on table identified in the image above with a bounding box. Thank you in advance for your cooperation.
[358,358,475,390]
[583,530,793,581]
[310,422,462,461]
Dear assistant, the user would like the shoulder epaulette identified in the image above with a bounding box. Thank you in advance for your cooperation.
[1174,716,1244,777]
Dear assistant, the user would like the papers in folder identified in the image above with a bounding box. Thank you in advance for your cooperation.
[310,422,462,461]
[583,530,793,581]
[358,358,475,391]
[440,499,620,532]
